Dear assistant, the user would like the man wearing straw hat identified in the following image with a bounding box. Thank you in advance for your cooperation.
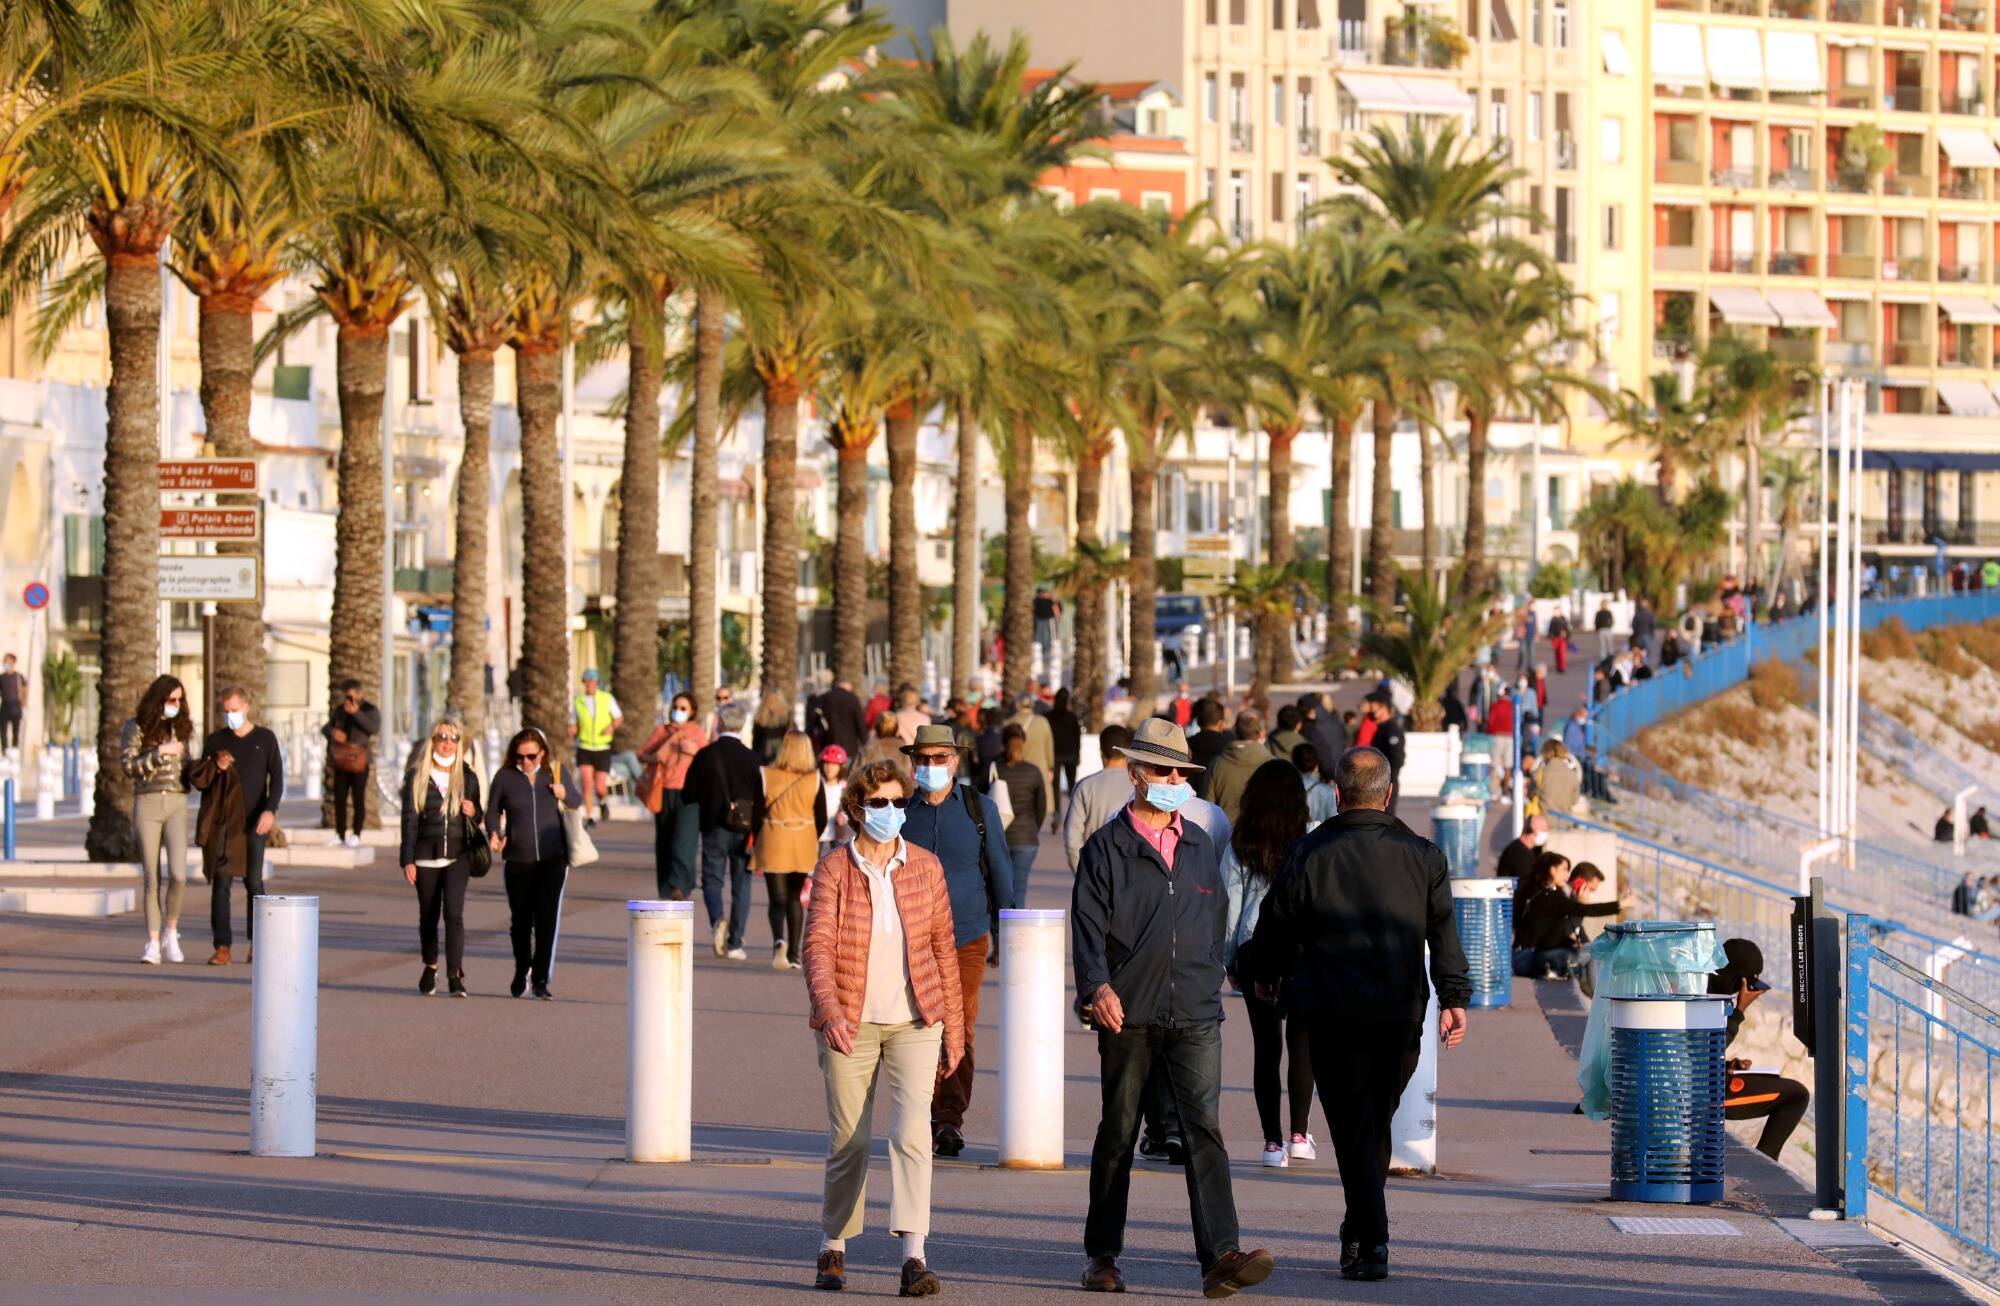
[1072,717,1274,1298]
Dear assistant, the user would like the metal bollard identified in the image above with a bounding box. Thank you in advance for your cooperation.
[3,778,14,860]
[997,908,1066,1169]
[627,899,694,1163]
[250,896,319,1157]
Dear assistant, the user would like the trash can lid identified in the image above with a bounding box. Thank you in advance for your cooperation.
[1433,803,1481,819]
[1609,993,1731,1031]
[1450,877,1516,899]
[627,899,696,913]
[998,908,1067,923]
[1604,920,1715,935]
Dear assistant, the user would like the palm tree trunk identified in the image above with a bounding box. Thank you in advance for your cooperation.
[833,434,870,687]
[1265,425,1297,685]
[1127,437,1159,718]
[613,311,663,750]
[86,258,163,861]
[886,398,922,693]
[447,348,493,743]
[951,398,980,697]
[1073,442,1106,730]
[517,346,569,737]
[1001,422,1034,702]
[1417,424,1437,588]
[1461,409,1491,597]
[757,363,800,702]
[689,287,722,711]
[324,326,389,829]
[1327,412,1354,653]
[1368,397,1397,609]
[1744,433,1763,598]
[196,300,264,718]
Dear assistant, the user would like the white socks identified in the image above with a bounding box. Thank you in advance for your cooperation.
[819,1237,844,1254]
[901,1233,926,1262]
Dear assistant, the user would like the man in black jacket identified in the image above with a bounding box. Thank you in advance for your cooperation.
[814,676,867,761]
[684,702,762,960]
[1071,717,1273,1299]
[1363,693,1407,817]
[324,679,381,847]
[1241,746,1470,1283]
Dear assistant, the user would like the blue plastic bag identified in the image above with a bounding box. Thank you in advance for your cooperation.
[1576,923,1726,1119]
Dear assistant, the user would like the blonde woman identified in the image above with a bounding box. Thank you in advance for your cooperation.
[399,718,484,997]
[756,730,828,971]
[752,690,792,764]
[1534,737,1583,816]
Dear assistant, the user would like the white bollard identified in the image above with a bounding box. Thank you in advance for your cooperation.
[303,742,324,801]
[250,895,319,1157]
[34,753,55,819]
[997,908,1067,1169]
[1389,954,1440,1175]
[627,899,695,1162]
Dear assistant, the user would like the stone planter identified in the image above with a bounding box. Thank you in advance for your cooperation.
[1399,729,1457,798]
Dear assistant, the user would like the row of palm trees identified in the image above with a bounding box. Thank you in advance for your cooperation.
[10,0,1635,858]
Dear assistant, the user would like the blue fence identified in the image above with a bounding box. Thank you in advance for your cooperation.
[1859,701,1992,808]
[1593,591,2000,754]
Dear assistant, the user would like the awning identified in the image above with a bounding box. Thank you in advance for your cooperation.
[1600,28,1630,76]
[1764,31,1824,93]
[1880,290,1932,304]
[1767,289,1838,329]
[1863,449,2000,470]
[1334,72,1471,116]
[1651,21,1706,86]
[1709,286,1781,326]
[1824,287,1876,302]
[1937,381,2000,417]
[1397,78,1475,115]
[1938,127,2000,168]
[1825,33,1874,46]
[1939,295,2000,324]
[1705,26,1765,91]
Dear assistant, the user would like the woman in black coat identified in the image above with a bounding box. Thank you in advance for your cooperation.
[399,718,484,997]
[486,726,583,999]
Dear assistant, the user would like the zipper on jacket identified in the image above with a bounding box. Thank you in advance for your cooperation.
[528,771,542,862]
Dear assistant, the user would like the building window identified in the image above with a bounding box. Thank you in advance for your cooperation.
[1296,173,1316,229]
[1529,0,1542,44]
[1145,106,1167,136]
[1203,168,1217,203]
[1229,0,1246,23]
[1141,191,1173,214]
[1600,115,1622,163]
[1272,0,1284,28]
[1089,188,1121,202]
[1602,203,1621,251]
[1228,73,1246,127]
[1296,76,1315,128]
[1204,73,1218,122]
[1527,91,1542,142]
[1489,89,1508,141]
[1600,290,1621,339]
[1205,0,1218,21]
[1270,171,1286,222]
[1228,169,1249,236]
[1552,2,1569,48]
[1338,89,1359,131]
[1271,76,1284,124]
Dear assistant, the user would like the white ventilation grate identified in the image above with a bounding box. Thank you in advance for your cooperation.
[1610,1216,1743,1236]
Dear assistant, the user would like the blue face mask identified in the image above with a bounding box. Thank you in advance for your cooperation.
[914,764,951,794]
[861,803,906,842]
[162,704,180,719]
[1146,781,1194,813]
[225,709,246,730]
[670,708,690,724]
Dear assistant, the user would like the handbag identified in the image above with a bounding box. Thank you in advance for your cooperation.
[718,760,756,835]
[562,804,600,868]
[330,739,369,774]
[464,814,492,877]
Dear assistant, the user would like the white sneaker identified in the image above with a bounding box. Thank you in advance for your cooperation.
[140,939,161,965]
[161,930,184,964]
[1289,1132,1317,1162]
[713,920,728,957]
[343,832,361,849]
[725,946,748,961]
[1262,1142,1288,1168]
[772,942,790,971]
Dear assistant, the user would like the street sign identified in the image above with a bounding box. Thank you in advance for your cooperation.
[160,507,259,540]
[159,458,258,493]
[158,555,261,602]
[21,581,48,610]
[1185,535,1232,556]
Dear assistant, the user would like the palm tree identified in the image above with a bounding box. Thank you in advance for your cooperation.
[1356,565,1508,731]
[436,273,511,744]
[1613,367,1726,507]
[1763,451,1815,601]
[1700,333,1813,592]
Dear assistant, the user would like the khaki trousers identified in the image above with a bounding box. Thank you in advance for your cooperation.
[819,1019,944,1239]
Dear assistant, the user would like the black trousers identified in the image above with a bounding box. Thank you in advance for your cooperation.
[505,856,568,985]
[0,704,21,749]
[209,831,267,947]
[1244,990,1314,1144]
[1086,1020,1240,1271]
[765,871,805,963]
[1727,1073,1810,1159]
[1053,756,1079,810]
[332,768,368,835]
[1306,1016,1422,1248]
[415,857,473,973]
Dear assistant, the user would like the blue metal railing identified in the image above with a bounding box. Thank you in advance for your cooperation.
[1846,916,2000,1273]
[1858,701,1991,808]
[1593,591,2000,754]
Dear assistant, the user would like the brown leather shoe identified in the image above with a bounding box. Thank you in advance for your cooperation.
[206,947,231,966]
[814,1250,845,1290]
[1081,1255,1125,1292]
[898,1258,940,1297]
[1201,1248,1274,1299]
[245,945,252,964]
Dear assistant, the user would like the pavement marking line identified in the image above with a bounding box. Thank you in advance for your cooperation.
[1609,1216,1745,1236]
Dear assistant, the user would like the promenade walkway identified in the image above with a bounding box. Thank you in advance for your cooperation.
[0,805,1969,1304]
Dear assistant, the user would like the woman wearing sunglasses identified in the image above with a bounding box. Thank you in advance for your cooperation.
[486,727,582,999]
[802,758,964,1297]
[399,718,484,997]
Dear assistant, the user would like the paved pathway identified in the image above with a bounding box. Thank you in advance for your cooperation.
[0,801,1969,1304]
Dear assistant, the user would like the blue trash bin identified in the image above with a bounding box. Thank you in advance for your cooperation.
[1459,752,1492,793]
[1433,803,1483,877]
[1608,994,1730,1203]
[1452,877,1514,1008]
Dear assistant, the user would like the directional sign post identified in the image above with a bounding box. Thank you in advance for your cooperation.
[160,507,260,540]
[159,459,258,494]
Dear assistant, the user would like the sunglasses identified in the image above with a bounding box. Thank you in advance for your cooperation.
[1137,763,1191,781]
[912,753,956,766]
[516,749,542,761]
[859,796,910,810]
[433,733,460,744]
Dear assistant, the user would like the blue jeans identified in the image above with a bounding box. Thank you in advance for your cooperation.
[700,829,752,949]
[1008,843,1036,909]
[1512,945,1580,978]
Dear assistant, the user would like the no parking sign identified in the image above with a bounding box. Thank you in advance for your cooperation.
[21,581,48,611]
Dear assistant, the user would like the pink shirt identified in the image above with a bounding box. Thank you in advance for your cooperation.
[1125,803,1184,868]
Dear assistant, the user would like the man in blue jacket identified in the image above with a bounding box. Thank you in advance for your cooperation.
[901,724,1014,1159]
[1072,717,1273,1299]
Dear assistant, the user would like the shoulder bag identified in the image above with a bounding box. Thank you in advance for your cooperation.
[718,758,757,835]
[464,814,492,876]
[550,760,599,868]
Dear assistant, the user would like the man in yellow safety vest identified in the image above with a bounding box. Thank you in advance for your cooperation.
[569,668,623,827]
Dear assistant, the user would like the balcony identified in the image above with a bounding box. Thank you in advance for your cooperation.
[1771,335,1818,363]
[1711,251,1758,274]
[1882,255,1931,280]
[1714,0,1760,10]
[1884,172,1931,197]
[1771,0,1815,12]
[1711,166,1758,189]
[1831,0,1878,18]
[1555,132,1576,170]
[1941,0,1990,27]
[1941,90,1986,115]
[1940,340,1989,368]
[1826,341,1875,366]
[1296,125,1321,157]
[1554,234,1577,264]
[1655,158,1703,185]
[1885,341,1933,366]
[1229,121,1254,152]
[1769,167,1817,192]
[1887,0,1934,22]
[393,565,454,595]
[1886,85,1928,112]
[1653,245,1703,272]
[1940,261,1987,283]
[1941,171,1987,201]
[1830,252,1878,277]
[1769,251,1815,276]
[1829,168,1875,194]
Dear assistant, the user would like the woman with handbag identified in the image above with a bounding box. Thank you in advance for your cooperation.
[636,692,706,900]
[755,730,828,971]
[486,726,582,999]
[399,718,484,997]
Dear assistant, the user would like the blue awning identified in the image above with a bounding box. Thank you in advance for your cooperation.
[1862,451,2000,473]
